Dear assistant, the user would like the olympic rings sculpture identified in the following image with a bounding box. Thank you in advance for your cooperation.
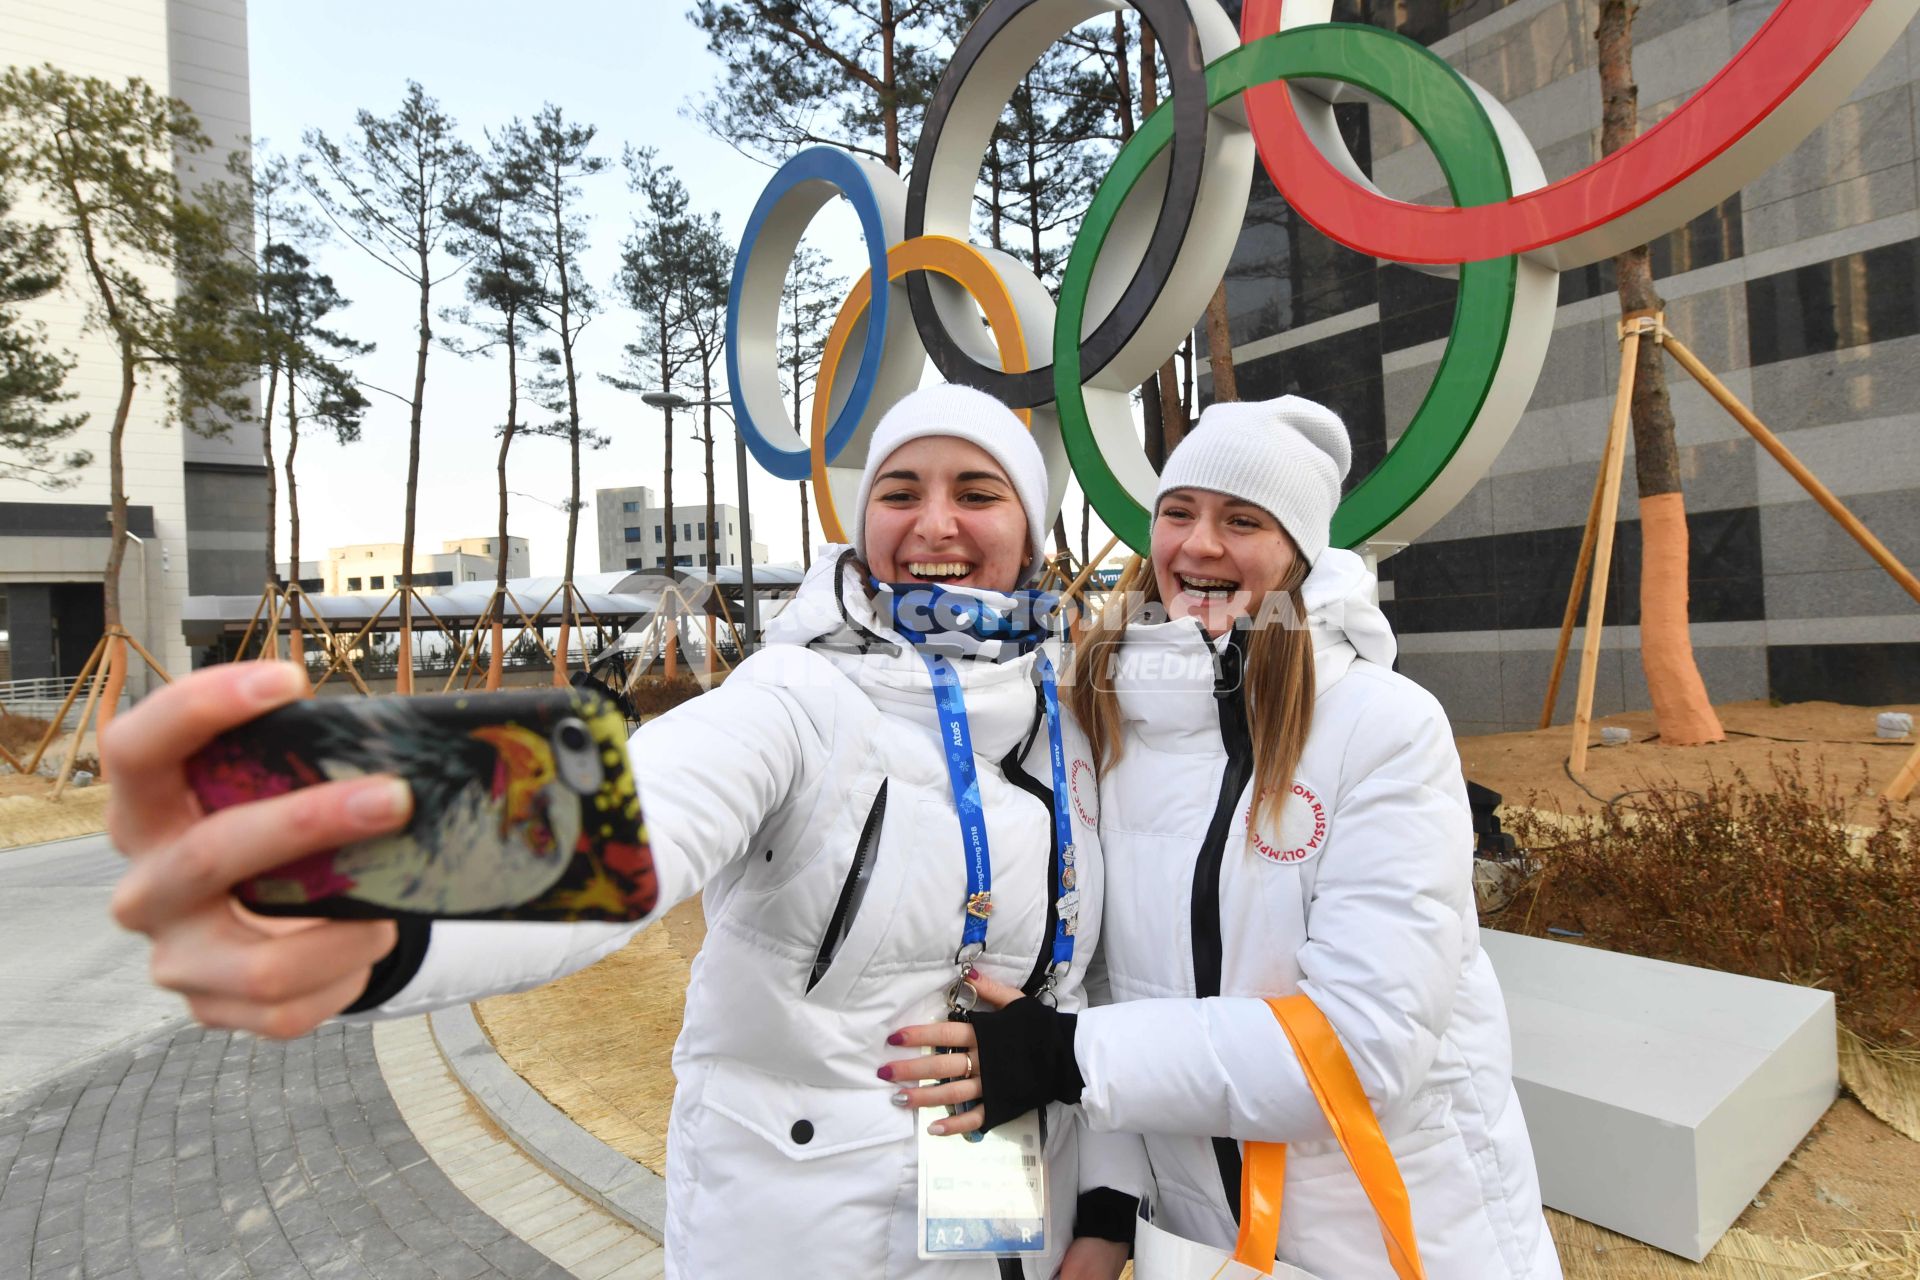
[725,0,1918,558]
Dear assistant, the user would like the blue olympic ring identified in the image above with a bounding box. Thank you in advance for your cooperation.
[725,148,895,480]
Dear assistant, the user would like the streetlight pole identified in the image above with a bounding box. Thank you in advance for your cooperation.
[642,392,757,657]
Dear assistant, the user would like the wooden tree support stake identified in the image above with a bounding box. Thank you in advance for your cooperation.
[1886,737,1920,803]
[1663,334,1920,607]
[1567,316,1648,777]
[24,638,105,774]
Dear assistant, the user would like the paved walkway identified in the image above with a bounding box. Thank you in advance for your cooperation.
[0,836,664,1278]
[0,835,185,1110]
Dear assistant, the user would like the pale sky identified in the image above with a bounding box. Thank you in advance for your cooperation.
[249,0,876,576]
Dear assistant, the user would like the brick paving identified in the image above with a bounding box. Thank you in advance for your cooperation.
[0,1020,576,1280]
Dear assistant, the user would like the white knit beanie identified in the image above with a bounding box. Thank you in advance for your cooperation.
[1154,395,1352,565]
[853,383,1050,584]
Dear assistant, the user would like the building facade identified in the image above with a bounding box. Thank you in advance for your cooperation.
[595,485,767,572]
[284,537,530,594]
[0,0,264,696]
[1209,0,1920,732]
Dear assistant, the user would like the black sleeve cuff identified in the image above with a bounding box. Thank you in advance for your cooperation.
[1073,1187,1140,1246]
[342,918,432,1014]
[970,998,1083,1132]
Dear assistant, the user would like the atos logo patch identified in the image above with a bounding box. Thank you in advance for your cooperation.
[1248,782,1328,865]
[1070,758,1099,828]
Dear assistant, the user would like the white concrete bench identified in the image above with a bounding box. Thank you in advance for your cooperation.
[1481,930,1836,1261]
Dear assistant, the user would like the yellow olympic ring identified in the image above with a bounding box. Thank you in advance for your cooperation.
[811,235,1033,544]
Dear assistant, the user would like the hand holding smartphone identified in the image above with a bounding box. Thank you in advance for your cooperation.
[185,687,657,923]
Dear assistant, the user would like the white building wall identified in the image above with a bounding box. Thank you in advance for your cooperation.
[0,0,198,693]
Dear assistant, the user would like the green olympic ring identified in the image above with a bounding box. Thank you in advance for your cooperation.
[1057,23,1527,552]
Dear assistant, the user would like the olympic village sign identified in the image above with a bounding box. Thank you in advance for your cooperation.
[724,0,1920,562]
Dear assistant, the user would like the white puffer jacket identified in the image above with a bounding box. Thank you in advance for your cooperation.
[1073,550,1561,1279]
[356,551,1106,1278]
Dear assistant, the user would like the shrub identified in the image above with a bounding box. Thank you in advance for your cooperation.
[627,675,704,719]
[1486,756,1920,1048]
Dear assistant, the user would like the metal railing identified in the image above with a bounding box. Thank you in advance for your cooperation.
[0,674,117,730]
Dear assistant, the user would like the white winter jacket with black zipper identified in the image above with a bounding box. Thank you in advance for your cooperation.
[348,551,1107,1278]
[1072,549,1561,1279]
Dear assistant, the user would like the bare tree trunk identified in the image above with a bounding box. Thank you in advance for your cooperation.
[262,361,281,591]
[398,232,432,695]
[879,0,899,172]
[99,344,135,734]
[1598,0,1723,745]
[491,314,519,692]
[1204,280,1237,402]
[1136,20,1184,456]
[284,377,304,670]
[799,481,812,568]
[702,366,717,575]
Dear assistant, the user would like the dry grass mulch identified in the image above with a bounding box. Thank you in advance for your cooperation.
[0,777,111,849]
[473,897,706,1176]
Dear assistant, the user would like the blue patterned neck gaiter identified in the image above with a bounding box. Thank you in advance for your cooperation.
[872,578,1062,661]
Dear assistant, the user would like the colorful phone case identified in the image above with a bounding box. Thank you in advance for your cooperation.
[185,687,657,923]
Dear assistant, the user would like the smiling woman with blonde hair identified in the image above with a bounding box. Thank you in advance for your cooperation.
[885,396,1561,1279]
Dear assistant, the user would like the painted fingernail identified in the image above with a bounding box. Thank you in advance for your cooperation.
[964,966,980,980]
[927,1121,946,1136]
[890,1090,910,1107]
[243,663,302,703]
[876,1064,893,1081]
[886,1032,905,1047]
[347,778,409,825]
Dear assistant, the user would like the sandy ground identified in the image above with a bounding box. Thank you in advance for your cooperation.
[478,698,1918,1276]
[0,776,111,850]
[1460,700,1917,823]
[4,691,1913,1272]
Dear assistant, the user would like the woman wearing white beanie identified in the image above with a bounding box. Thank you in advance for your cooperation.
[885,395,1562,1279]
[101,382,1131,1277]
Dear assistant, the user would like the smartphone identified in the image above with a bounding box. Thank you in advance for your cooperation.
[185,686,657,923]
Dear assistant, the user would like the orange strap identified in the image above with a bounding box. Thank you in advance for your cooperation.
[1229,995,1427,1279]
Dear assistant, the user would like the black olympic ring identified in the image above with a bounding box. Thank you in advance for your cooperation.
[903,0,1216,409]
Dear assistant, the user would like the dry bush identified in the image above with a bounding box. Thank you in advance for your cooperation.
[1487,756,1920,1049]
[627,675,704,719]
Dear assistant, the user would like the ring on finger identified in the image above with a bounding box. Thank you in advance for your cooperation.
[961,1053,974,1080]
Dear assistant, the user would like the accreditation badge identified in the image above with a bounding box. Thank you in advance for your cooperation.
[916,1107,1048,1260]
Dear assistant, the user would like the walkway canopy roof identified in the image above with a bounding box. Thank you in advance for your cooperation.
[181,565,807,646]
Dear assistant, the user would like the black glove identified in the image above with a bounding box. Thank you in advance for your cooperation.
[343,918,432,1014]
[969,996,1084,1132]
[1073,1187,1140,1248]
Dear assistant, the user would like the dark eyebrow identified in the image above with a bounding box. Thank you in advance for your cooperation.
[876,469,918,483]
[956,471,1011,485]
[1223,498,1268,512]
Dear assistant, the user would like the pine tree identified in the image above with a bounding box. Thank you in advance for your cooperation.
[262,243,370,649]
[780,247,843,568]
[303,82,477,692]
[0,66,257,686]
[444,135,543,688]
[689,0,965,172]
[613,147,700,576]
[0,181,88,488]
[507,106,608,593]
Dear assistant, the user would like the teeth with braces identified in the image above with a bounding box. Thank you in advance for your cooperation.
[1179,574,1239,597]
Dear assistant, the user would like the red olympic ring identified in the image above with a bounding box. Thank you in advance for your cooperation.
[1243,0,1899,267]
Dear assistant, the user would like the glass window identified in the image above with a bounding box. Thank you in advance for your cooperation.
[683,522,692,539]
[622,500,639,513]
[654,524,663,541]
[370,576,383,589]
[627,557,645,569]
[698,522,706,538]
[347,577,361,590]
[624,527,641,542]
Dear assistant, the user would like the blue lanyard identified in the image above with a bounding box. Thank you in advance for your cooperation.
[922,651,1078,985]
